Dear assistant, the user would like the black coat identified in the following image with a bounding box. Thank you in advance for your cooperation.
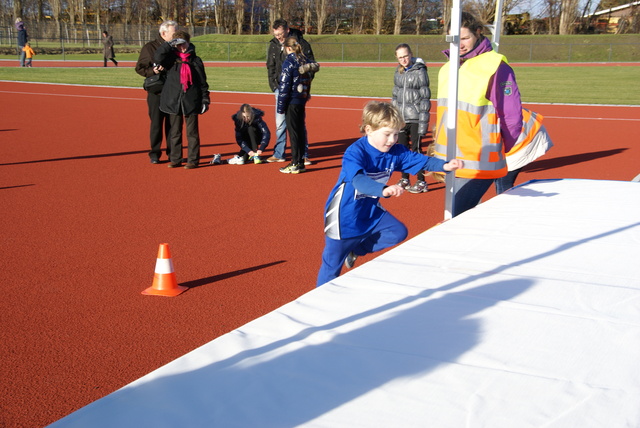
[266,28,315,92]
[17,22,28,47]
[154,42,210,116]
[135,35,164,78]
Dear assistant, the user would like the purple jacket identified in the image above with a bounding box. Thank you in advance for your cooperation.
[443,37,522,151]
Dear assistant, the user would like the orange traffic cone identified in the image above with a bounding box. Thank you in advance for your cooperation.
[142,243,187,297]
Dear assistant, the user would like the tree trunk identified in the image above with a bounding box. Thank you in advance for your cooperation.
[316,0,327,34]
[373,0,384,34]
[235,0,244,34]
[392,0,402,34]
[559,0,578,34]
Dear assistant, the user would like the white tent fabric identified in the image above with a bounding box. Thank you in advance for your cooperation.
[49,179,640,428]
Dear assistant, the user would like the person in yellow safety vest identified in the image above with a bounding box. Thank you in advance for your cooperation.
[495,108,554,194]
[434,12,523,217]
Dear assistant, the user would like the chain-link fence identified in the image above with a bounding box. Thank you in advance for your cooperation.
[1,22,639,62]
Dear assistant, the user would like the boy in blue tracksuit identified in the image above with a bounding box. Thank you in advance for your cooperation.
[316,101,463,286]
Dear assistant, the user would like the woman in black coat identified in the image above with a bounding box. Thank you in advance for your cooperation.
[102,31,118,67]
[155,31,210,169]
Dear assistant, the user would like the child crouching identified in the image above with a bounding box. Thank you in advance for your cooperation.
[316,101,463,286]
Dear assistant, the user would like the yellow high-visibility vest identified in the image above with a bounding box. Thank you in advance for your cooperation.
[434,51,508,179]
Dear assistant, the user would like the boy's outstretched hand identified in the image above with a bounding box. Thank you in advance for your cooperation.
[443,159,464,171]
[383,184,405,198]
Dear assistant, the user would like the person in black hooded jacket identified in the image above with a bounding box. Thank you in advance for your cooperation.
[154,30,210,169]
[228,104,271,165]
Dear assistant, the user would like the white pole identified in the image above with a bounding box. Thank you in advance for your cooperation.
[443,0,462,220]
[491,0,505,52]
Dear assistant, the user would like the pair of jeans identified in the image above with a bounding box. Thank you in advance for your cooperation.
[18,47,26,67]
[453,177,495,217]
[316,212,408,286]
[272,90,288,159]
[494,168,522,194]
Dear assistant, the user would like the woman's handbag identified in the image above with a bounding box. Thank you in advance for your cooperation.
[143,74,165,93]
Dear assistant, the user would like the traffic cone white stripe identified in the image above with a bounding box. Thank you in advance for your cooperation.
[142,243,187,297]
[154,258,174,274]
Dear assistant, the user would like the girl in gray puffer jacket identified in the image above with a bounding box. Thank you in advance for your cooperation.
[391,43,432,193]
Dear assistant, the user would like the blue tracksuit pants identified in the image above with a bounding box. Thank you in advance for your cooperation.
[316,212,408,287]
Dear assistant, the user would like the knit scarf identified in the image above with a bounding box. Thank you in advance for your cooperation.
[178,52,192,92]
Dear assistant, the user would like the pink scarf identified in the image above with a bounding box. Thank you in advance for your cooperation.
[178,52,192,92]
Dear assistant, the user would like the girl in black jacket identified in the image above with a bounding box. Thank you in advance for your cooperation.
[228,104,271,165]
[277,37,318,174]
[155,31,210,169]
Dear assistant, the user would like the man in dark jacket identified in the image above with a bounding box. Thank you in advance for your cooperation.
[16,18,28,67]
[135,20,177,164]
[265,19,315,164]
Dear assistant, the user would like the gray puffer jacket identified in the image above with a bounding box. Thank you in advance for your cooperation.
[391,58,431,136]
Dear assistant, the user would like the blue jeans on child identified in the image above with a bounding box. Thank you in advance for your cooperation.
[316,212,408,286]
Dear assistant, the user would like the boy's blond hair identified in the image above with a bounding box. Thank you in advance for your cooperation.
[360,101,405,133]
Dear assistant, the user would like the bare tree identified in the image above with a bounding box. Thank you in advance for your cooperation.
[373,0,385,34]
[304,0,313,33]
[13,0,23,23]
[392,0,403,34]
[559,0,579,33]
[158,0,172,22]
[235,0,244,33]
[316,0,328,33]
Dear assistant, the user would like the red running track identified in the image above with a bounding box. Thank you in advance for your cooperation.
[0,81,639,427]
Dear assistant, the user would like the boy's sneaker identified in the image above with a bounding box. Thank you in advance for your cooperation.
[210,154,222,165]
[408,180,428,194]
[344,252,358,269]
[397,178,410,189]
[279,163,305,174]
[228,155,245,165]
[267,156,285,163]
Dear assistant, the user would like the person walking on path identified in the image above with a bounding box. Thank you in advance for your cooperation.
[155,31,210,169]
[22,42,36,67]
[266,19,315,165]
[16,18,28,67]
[136,20,177,164]
[391,43,432,194]
[102,31,118,67]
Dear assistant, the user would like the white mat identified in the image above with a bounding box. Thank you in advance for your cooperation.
[50,179,640,428]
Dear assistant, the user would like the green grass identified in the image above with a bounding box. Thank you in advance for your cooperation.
[1,65,638,105]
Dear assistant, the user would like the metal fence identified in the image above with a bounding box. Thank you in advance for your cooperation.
[1,30,639,63]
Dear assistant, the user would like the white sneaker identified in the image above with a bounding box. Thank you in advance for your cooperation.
[228,155,245,165]
[210,154,221,165]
